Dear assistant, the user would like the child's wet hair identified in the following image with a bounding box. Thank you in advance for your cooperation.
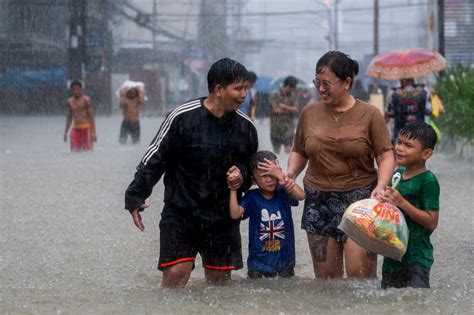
[249,151,278,171]
[399,122,437,150]
[207,58,248,93]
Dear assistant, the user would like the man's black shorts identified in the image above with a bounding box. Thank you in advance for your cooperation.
[381,262,431,289]
[119,120,140,143]
[158,204,243,271]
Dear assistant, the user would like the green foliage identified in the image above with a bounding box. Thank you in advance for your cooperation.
[434,65,474,144]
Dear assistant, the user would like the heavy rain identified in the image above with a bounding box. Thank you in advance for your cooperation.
[1,0,474,314]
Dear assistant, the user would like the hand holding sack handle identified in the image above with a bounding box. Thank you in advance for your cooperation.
[338,173,409,261]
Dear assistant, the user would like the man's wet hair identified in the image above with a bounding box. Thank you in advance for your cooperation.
[126,87,139,99]
[283,75,298,88]
[246,71,257,83]
[249,150,278,171]
[207,58,248,93]
[70,80,82,89]
[316,51,359,88]
[399,122,437,150]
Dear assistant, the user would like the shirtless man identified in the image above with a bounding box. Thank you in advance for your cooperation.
[64,81,97,151]
[119,87,144,144]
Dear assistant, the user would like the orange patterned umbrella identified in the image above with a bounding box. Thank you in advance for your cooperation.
[367,48,446,80]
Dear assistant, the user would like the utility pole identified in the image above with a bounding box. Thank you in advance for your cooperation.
[438,0,445,57]
[334,0,339,50]
[373,0,379,56]
[152,0,157,51]
[68,0,87,83]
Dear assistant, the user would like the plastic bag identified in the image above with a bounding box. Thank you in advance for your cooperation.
[430,93,445,118]
[115,80,147,103]
[338,198,409,261]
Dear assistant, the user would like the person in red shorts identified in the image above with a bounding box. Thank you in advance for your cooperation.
[63,81,97,152]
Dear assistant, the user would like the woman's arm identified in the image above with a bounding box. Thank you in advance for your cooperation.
[371,150,395,198]
[287,151,308,179]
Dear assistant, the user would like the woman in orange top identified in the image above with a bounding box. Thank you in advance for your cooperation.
[285,51,394,279]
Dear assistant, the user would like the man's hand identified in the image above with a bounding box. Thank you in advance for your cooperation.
[63,132,67,142]
[131,203,149,231]
[93,135,97,143]
[227,165,243,190]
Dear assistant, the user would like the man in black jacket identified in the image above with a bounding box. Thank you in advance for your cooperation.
[125,58,258,288]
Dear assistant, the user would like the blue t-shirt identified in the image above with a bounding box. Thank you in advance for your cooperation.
[241,188,298,273]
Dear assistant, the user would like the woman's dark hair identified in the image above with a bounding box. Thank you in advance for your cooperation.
[249,150,278,171]
[316,51,359,88]
[207,58,248,93]
[398,122,438,149]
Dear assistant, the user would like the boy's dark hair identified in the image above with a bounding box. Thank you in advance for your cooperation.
[316,51,359,88]
[283,75,298,88]
[207,58,248,93]
[249,150,278,172]
[70,80,82,89]
[246,71,257,83]
[399,122,437,150]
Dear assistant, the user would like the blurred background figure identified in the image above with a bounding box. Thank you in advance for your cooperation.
[64,81,96,152]
[119,87,144,144]
[351,79,369,102]
[385,78,431,143]
[269,75,299,154]
[239,71,257,120]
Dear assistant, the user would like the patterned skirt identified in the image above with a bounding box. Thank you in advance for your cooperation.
[301,182,376,242]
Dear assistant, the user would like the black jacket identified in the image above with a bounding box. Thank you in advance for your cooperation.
[125,97,258,221]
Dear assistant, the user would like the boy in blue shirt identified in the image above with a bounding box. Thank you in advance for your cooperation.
[379,122,440,288]
[229,151,305,278]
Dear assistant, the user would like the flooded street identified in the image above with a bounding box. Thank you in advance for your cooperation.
[1,114,473,314]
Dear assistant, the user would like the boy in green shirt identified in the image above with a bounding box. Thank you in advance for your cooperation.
[379,122,440,288]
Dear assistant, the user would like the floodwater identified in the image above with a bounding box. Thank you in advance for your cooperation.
[1,114,473,314]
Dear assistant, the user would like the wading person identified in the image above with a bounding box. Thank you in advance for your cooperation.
[239,71,257,119]
[124,58,258,288]
[64,81,97,152]
[269,76,300,154]
[385,78,430,143]
[285,51,394,279]
[229,151,305,279]
[119,87,144,144]
[378,122,440,289]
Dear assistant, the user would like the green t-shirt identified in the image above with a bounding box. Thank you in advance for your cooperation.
[382,167,440,272]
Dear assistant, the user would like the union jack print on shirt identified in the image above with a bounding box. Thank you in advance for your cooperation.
[259,220,285,241]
